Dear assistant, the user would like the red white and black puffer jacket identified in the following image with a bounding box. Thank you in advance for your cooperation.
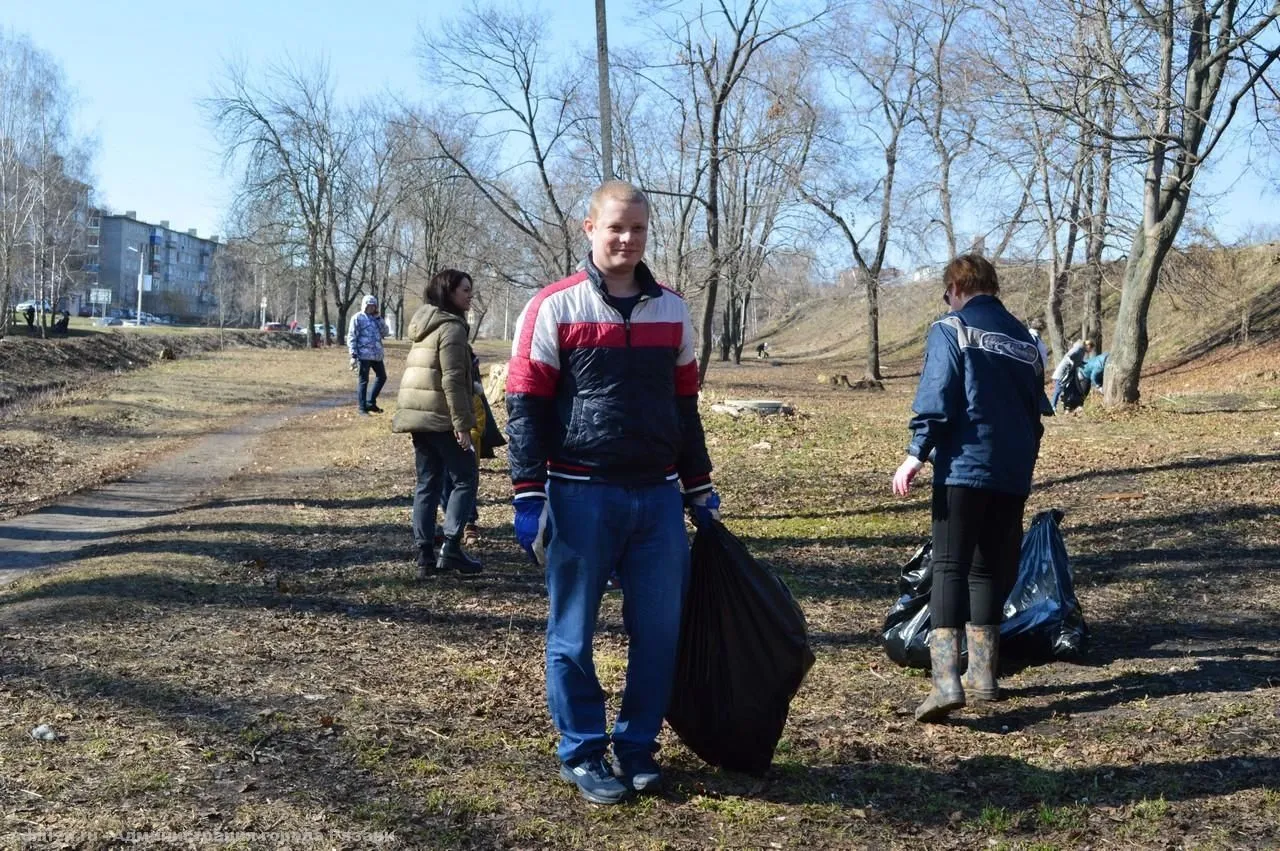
[505,255,713,501]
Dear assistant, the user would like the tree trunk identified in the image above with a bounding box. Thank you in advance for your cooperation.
[1046,262,1067,358]
[865,272,881,381]
[1102,221,1179,405]
[696,108,722,386]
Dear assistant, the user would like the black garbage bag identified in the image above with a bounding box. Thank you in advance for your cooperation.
[667,519,815,776]
[881,542,934,668]
[1060,372,1086,411]
[1001,510,1088,659]
[880,510,1087,667]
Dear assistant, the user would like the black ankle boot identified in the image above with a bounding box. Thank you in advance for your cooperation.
[437,534,482,575]
[415,545,437,581]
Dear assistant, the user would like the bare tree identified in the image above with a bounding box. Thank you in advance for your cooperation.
[327,102,407,343]
[646,0,828,383]
[0,30,92,337]
[417,3,590,284]
[716,56,812,363]
[1011,0,1280,404]
[206,59,353,347]
[795,0,924,380]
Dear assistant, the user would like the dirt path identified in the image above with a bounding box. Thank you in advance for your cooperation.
[0,398,344,584]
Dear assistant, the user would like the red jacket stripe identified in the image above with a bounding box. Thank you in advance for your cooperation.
[675,361,700,396]
[559,321,683,350]
[507,358,560,396]
[514,271,587,360]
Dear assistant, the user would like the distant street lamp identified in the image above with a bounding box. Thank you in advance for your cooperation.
[125,243,145,324]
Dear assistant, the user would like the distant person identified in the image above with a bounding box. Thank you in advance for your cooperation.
[1026,321,1050,371]
[892,254,1051,723]
[392,269,482,579]
[24,305,35,333]
[1082,351,1108,390]
[347,294,389,415]
[51,310,70,335]
[756,341,770,359]
[1050,339,1093,411]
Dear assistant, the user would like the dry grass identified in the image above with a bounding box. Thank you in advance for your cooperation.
[1,341,1278,849]
[0,341,361,519]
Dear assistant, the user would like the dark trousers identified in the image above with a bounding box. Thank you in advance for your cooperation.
[411,431,477,548]
[930,485,1026,627]
[357,359,387,410]
[440,455,480,525]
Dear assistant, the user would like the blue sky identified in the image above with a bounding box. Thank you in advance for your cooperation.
[2,1,605,240]
[4,1,1276,253]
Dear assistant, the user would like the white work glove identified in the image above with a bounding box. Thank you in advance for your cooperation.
[892,456,925,496]
[349,357,358,371]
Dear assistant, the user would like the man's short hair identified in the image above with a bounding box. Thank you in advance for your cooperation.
[944,253,999,298]
[587,180,649,220]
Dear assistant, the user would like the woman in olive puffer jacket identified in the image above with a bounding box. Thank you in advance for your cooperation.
[392,269,482,579]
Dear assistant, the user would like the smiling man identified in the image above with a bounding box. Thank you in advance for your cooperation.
[505,180,718,804]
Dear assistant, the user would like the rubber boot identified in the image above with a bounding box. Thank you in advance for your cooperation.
[414,545,437,582]
[915,626,966,723]
[961,623,1001,702]
[437,534,482,575]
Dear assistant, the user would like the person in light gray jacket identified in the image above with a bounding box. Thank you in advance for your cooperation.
[348,294,389,415]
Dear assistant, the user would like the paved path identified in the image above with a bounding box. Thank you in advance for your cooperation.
[0,398,344,585]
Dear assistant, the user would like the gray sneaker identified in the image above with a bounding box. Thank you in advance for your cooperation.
[559,755,630,804]
[612,751,662,793]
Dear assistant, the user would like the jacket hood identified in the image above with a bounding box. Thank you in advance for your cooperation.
[409,304,466,343]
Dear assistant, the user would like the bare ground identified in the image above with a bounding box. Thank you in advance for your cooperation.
[0,339,1278,850]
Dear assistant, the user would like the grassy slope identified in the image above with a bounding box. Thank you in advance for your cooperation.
[755,243,1280,379]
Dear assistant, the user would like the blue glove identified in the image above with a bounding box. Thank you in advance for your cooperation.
[686,490,721,527]
[513,496,548,563]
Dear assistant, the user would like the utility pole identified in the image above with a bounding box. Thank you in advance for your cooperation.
[595,0,614,180]
[136,241,146,324]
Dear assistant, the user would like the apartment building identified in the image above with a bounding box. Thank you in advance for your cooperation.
[94,212,220,318]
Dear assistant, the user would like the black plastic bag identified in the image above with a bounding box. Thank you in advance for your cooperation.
[881,542,934,668]
[1060,373,1086,411]
[1001,510,1088,659]
[667,520,815,776]
[880,510,1087,667]
[478,393,506,459]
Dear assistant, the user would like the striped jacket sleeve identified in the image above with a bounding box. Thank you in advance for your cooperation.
[674,302,713,495]
[505,296,560,499]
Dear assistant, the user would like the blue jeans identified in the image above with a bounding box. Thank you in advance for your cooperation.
[544,479,690,764]
[357,359,387,411]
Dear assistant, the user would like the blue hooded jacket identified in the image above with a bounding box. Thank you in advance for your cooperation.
[906,294,1052,497]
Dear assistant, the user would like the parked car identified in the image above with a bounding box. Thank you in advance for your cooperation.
[15,299,52,313]
[93,316,123,327]
[261,322,289,332]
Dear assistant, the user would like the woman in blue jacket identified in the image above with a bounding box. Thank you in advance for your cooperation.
[892,254,1051,722]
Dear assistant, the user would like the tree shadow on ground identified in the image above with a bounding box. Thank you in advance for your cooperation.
[1036,451,1280,490]
[0,655,506,849]
[695,753,1280,825]
[0,570,548,636]
[966,654,1280,733]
